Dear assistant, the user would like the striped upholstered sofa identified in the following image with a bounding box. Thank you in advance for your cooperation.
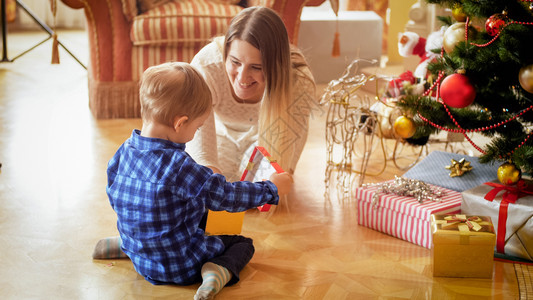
[61,0,325,119]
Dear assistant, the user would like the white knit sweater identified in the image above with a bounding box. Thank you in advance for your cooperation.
[189,40,316,181]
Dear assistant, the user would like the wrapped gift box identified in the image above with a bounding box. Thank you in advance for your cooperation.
[205,146,282,235]
[204,210,246,235]
[356,181,462,248]
[240,146,284,212]
[461,180,533,261]
[431,214,496,278]
[402,150,499,192]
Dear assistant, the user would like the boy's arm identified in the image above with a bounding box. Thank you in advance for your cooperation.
[198,172,281,213]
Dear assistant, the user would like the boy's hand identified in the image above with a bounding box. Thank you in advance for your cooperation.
[269,172,293,196]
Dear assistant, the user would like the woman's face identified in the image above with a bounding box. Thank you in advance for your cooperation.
[225,39,265,102]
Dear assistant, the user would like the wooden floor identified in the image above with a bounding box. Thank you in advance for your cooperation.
[0,30,521,299]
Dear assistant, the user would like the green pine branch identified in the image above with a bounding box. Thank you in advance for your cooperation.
[398,0,533,174]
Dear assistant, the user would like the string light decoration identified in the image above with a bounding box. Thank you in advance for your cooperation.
[320,59,380,202]
[320,59,468,202]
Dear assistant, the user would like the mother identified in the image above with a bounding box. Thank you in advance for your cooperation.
[188,6,316,181]
[93,6,316,259]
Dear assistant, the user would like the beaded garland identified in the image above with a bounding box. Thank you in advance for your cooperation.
[410,7,533,161]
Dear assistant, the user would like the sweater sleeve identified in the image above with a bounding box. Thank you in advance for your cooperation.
[188,42,225,170]
[186,106,219,169]
[285,65,317,173]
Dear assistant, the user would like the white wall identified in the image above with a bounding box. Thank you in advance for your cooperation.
[10,0,86,30]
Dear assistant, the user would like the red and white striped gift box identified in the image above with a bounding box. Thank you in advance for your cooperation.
[356,181,462,248]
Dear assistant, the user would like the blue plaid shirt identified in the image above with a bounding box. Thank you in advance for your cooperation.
[107,130,279,285]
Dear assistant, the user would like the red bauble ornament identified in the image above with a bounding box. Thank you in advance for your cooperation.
[440,73,476,108]
[485,13,507,36]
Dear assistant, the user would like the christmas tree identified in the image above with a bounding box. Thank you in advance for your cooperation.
[397,0,533,182]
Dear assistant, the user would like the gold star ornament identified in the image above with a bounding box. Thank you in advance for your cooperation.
[445,158,473,177]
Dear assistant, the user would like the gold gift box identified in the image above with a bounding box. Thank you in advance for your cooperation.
[431,214,496,278]
[205,210,245,235]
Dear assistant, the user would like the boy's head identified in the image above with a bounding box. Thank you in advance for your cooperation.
[139,62,212,127]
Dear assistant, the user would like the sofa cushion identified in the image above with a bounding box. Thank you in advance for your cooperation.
[131,0,243,47]
[210,0,241,4]
[138,0,172,14]
[247,0,275,7]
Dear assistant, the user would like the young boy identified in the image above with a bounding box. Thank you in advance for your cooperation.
[106,62,292,299]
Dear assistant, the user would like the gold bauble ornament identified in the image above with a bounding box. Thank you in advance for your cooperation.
[518,64,533,94]
[443,22,466,54]
[393,115,416,139]
[497,162,522,185]
[452,4,467,22]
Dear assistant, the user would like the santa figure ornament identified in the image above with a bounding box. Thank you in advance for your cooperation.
[398,27,445,80]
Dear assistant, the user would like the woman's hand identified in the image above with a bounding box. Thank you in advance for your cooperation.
[269,172,293,196]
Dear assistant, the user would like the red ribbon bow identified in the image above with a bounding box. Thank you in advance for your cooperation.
[484,180,533,203]
[483,180,533,253]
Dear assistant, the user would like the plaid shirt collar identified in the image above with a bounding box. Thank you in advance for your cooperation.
[129,129,185,151]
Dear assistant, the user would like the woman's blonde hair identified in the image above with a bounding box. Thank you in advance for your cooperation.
[139,62,212,126]
[223,6,314,172]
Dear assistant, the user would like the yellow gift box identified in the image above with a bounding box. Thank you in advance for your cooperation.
[431,214,496,278]
[204,146,282,235]
[205,211,245,235]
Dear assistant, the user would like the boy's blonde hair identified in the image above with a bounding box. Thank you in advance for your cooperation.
[139,62,212,126]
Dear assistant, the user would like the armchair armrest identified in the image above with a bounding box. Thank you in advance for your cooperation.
[306,0,326,5]
[60,0,133,82]
[60,0,84,9]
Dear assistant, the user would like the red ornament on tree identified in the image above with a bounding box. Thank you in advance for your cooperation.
[485,13,507,36]
[440,72,476,108]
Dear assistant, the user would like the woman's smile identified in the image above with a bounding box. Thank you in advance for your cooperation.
[225,39,265,102]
